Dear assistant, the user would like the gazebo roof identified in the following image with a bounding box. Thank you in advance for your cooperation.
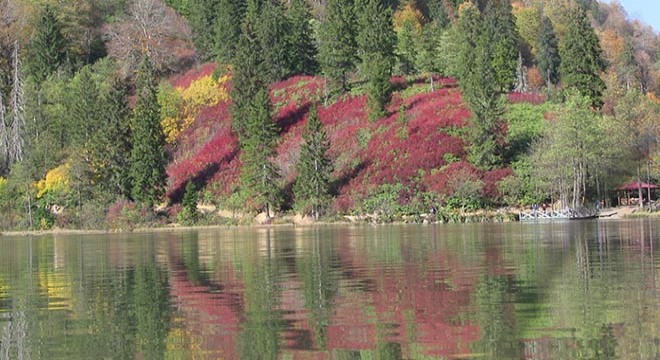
[617,181,659,191]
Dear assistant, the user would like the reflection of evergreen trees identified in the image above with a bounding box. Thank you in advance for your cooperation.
[239,230,285,360]
[297,230,339,350]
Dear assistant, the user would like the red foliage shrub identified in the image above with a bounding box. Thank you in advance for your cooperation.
[482,168,513,199]
[170,63,219,89]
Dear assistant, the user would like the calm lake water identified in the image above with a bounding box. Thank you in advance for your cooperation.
[0,220,659,359]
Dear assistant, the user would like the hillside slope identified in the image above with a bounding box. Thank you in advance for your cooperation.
[166,65,513,215]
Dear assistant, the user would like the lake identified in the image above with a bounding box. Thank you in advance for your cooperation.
[0,220,659,359]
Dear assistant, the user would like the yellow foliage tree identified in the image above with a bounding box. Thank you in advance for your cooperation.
[36,163,70,199]
[393,1,425,32]
[160,74,230,143]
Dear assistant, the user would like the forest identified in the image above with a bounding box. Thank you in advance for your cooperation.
[0,0,658,230]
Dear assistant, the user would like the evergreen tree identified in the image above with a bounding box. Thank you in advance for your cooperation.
[395,20,418,75]
[26,5,68,83]
[179,181,199,224]
[429,0,451,29]
[129,57,167,207]
[559,7,606,107]
[231,0,267,143]
[453,2,504,169]
[294,105,333,220]
[240,88,280,220]
[356,0,396,120]
[90,77,132,198]
[188,0,220,61]
[68,66,101,148]
[485,0,519,92]
[536,16,561,87]
[317,0,357,92]
[257,0,292,82]
[287,0,318,75]
[214,0,246,64]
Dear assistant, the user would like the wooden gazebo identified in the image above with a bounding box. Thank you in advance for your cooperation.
[616,181,658,206]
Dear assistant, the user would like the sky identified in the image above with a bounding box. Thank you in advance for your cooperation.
[606,0,660,32]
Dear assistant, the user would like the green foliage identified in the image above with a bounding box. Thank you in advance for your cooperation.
[356,0,396,121]
[559,7,606,108]
[68,66,101,148]
[360,183,410,221]
[129,57,167,207]
[239,88,281,219]
[213,0,246,64]
[187,0,221,61]
[257,0,292,82]
[395,20,418,75]
[294,105,333,219]
[504,101,554,163]
[178,181,199,225]
[317,0,357,92]
[288,0,319,75]
[536,16,561,86]
[485,0,520,93]
[26,5,69,83]
[231,3,267,143]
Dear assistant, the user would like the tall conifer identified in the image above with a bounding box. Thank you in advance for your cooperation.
[317,0,357,92]
[485,0,519,92]
[294,105,333,220]
[231,0,267,143]
[288,0,318,75]
[27,5,68,83]
[257,0,292,82]
[559,7,606,107]
[91,77,132,198]
[214,0,246,64]
[188,0,221,61]
[536,16,561,87]
[129,57,167,206]
[240,88,280,220]
[356,0,396,121]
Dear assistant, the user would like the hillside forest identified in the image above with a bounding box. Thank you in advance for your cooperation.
[0,0,659,230]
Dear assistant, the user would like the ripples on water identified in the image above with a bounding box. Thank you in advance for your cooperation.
[0,220,659,359]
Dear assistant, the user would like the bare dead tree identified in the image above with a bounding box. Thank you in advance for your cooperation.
[0,85,8,168]
[105,0,195,78]
[9,40,23,163]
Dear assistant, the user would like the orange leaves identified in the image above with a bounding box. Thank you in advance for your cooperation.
[393,1,425,32]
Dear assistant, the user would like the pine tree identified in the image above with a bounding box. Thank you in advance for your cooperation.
[26,5,68,83]
[396,20,418,75]
[294,105,333,220]
[90,77,132,198]
[559,6,606,107]
[453,2,504,169]
[356,0,396,121]
[188,0,220,61]
[317,0,357,92]
[239,88,280,220]
[214,0,246,64]
[257,0,292,82]
[429,0,450,29]
[287,0,318,75]
[68,66,101,148]
[536,16,561,87]
[231,0,267,143]
[485,0,519,92]
[179,180,199,224]
[129,57,167,206]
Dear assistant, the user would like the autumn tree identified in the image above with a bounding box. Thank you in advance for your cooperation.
[393,1,424,75]
[317,0,357,92]
[105,0,195,77]
[129,57,167,206]
[559,6,606,107]
[356,0,396,120]
[287,0,318,75]
[294,105,333,220]
[240,88,280,220]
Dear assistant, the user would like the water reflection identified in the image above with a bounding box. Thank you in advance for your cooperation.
[0,221,659,359]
